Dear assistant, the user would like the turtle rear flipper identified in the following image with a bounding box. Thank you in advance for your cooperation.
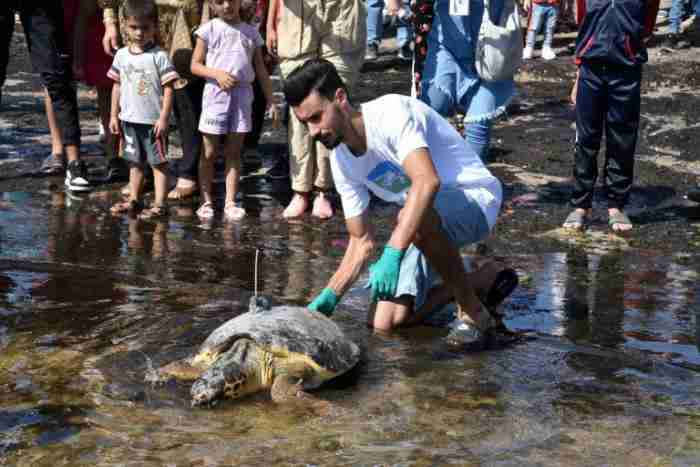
[270,374,333,417]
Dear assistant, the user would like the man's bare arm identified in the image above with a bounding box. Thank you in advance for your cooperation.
[326,212,376,296]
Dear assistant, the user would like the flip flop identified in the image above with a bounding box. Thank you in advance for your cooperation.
[609,210,633,233]
[562,209,589,231]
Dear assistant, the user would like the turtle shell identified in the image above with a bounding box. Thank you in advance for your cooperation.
[194,306,360,385]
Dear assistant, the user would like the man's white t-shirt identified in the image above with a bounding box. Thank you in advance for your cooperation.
[331,94,502,229]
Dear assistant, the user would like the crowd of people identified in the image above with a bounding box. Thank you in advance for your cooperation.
[1,0,699,348]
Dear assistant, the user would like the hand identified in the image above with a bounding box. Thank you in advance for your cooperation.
[570,71,579,106]
[266,28,278,56]
[386,0,401,15]
[215,70,237,90]
[154,117,168,138]
[522,0,531,12]
[308,288,339,316]
[109,117,121,136]
[103,22,120,56]
[368,246,405,302]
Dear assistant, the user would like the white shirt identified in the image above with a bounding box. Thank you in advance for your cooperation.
[331,94,503,229]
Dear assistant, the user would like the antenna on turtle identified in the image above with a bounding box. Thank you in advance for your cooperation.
[254,248,260,299]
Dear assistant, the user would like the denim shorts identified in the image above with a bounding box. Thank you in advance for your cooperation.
[121,122,168,167]
[369,188,491,311]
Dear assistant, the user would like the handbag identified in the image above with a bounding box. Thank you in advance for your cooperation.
[475,0,523,82]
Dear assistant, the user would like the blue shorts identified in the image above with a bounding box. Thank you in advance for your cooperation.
[121,121,168,167]
[369,188,491,311]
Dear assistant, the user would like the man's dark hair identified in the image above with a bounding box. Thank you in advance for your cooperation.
[283,59,349,107]
[123,0,158,22]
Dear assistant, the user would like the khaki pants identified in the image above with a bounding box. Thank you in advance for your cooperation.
[276,0,366,192]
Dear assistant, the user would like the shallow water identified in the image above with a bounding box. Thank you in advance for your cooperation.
[1,187,700,466]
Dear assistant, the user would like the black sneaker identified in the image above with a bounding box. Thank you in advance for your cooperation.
[397,43,412,61]
[39,154,66,176]
[105,157,130,183]
[65,160,92,192]
[365,43,379,61]
[688,185,700,203]
[265,156,290,180]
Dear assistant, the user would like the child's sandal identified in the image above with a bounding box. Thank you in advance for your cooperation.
[196,201,215,219]
[138,205,169,220]
[224,202,246,221]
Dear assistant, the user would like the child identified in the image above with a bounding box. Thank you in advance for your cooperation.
[563,0,660,233]
[108,0,179,218]
[522,0,560,60]
[191,0,280,221]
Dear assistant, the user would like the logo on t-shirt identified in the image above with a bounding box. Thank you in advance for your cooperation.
[367,162,411,194]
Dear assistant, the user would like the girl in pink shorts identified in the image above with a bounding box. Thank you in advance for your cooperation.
[191,0,280,221]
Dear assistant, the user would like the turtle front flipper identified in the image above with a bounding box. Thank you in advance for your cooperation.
[270,374,333,416]
[147,359,205,386]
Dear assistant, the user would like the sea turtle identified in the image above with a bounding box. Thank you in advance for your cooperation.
[152,297,361,408]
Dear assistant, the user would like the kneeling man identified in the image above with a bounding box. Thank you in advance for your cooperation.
[284,59,517,348]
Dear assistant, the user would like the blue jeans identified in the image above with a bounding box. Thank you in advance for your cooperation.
[367,0,412,47]
[419,0,514,162]
[526,4,559,48]
[670,0,699,33]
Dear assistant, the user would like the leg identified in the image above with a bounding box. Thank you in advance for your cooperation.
[571,63,606,211]
[199,134,220,207]
[369,295,414,331]
[396,0,413,48]
[97,84,114,156]
[542,6,558,59]
[461,79,513,162]
[244,78,267,150]
[170,79,204,195]
[463,120,492,163]
[44,89,64,156]
[21,3,82,159]
[669,0,685,34]
[223,133,247,220]
[279,59,315,218]
[604,67,641,231]
[366,0,384,50]
[525,5,545,51]
[151,162,169,208]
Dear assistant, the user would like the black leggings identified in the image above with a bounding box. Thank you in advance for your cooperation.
[171,78,205,182]
[0,1,81,146]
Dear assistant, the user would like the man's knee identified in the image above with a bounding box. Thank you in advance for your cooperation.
[367,296,413,330]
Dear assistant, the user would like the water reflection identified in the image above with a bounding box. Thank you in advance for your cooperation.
[0,190,700,465]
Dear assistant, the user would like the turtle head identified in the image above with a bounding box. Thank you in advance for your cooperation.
[190,339,261,407]
[248,295,272,313]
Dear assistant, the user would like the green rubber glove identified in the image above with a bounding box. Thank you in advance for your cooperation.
[307,287,339,316]
[368,245,405,303]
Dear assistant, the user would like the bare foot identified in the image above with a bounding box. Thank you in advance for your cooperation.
[283,193,309,219]
[608,208,633,232]
[311,192,333,219]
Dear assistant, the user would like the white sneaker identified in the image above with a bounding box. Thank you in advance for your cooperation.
[522,46,534,60]
[541,46,557,60]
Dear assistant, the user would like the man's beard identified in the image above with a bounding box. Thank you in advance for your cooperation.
[317,133,341,150]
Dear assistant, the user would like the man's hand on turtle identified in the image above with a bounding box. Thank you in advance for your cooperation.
[308,288,339,316]
[368,245,405,302]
